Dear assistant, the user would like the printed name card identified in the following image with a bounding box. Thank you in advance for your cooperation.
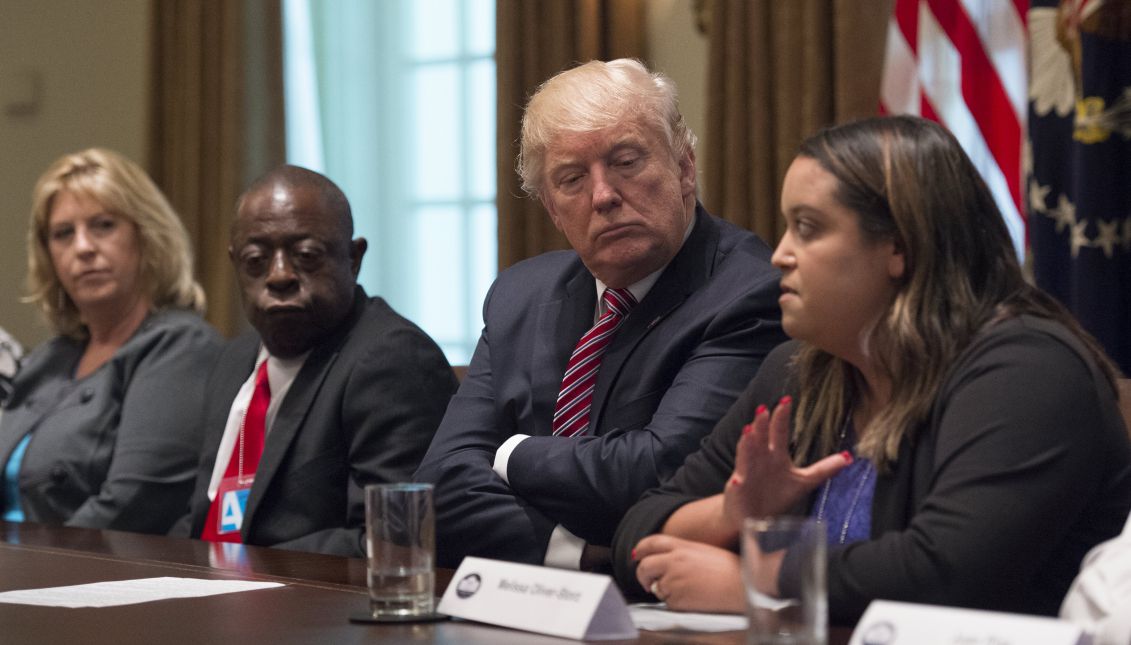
[849,600,1088,645]
[437,556,638,641]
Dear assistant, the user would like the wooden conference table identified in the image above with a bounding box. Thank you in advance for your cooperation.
[0,521,851,644]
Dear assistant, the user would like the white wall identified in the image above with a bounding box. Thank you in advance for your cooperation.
[0,0,150,349]
[645,0,710,195]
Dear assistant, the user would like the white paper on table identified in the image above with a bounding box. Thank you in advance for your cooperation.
[629,602,748,632]
[0,576,284,608]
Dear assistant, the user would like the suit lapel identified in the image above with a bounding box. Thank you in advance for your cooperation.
[207,339,259,452]
[532,266,595,436]
[190,336,257,537]
[589,207,721,431]
[241,288,366,532]
[243,341,339,530]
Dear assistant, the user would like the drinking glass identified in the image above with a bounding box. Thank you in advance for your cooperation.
[741,517,827,645]
[365,483,435,618]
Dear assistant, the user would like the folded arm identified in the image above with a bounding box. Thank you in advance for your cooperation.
[504,286,784,546]
[415,322,563,567]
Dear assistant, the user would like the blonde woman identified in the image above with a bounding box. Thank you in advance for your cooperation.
[0,148,220,533]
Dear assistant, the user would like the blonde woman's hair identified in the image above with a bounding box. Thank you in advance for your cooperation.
[27,148,205,338]
[790,116,1116,470]
[517,58,697,199]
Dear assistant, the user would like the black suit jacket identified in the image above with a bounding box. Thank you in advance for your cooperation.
[415,206,786,566]
[177,288,457,557]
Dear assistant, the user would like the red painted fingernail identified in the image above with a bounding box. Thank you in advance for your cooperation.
[730,476,741,487]
[742,423,753,435]
[779,395,792,406]
[840,450,853,464]
[755,404,767,416]
[631,548,637,561]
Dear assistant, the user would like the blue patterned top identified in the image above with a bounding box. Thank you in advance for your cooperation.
[809,421,875,546]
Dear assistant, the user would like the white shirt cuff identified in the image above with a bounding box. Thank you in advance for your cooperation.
[492,434,530,485]
[543,524,586,570]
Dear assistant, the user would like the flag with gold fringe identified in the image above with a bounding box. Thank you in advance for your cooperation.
[1028,0,1131,374]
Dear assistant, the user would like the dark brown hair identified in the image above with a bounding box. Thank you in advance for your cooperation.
[791,116,1117,468]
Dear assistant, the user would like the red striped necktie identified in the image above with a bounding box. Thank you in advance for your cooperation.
[552,287,637,437]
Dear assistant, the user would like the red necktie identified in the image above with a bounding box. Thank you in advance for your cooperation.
[201,360,271,543]
[552,288,637,437]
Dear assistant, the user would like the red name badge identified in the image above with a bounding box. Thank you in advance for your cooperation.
[215,475,254,535]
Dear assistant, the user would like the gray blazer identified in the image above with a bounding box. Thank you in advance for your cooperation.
[0,309,221,533]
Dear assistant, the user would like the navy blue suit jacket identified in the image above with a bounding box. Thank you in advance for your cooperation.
[415,206,786,567]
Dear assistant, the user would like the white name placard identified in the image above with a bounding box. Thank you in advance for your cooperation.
[849,600,1089,645]
[437,556,638,641]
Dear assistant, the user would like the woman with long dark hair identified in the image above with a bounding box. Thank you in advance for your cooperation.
[614,116,1131,624]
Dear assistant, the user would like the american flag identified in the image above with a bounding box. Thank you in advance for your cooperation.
[880,0,1030,259]
[882,0,1131,373]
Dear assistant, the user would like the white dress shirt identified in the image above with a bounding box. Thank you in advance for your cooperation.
[205,348,307,503]
[1061,511,1131,645]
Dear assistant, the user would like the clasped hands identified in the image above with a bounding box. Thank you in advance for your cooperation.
[633,396,851,612]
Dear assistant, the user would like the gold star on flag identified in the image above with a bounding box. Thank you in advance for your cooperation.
[1095,219,1120,258]
[1071,219,1091,258]
[1029,179,1050,215]
[1053,194,1077,234]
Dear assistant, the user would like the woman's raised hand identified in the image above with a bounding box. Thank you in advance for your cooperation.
[722,396,852,530]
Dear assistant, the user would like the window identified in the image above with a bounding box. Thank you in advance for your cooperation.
[284,0,496,364]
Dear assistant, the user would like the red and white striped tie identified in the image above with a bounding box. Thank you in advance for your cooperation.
[552,288,637,438]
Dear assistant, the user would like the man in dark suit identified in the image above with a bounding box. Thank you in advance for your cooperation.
[174,166,457,557]
[414,59,786,572]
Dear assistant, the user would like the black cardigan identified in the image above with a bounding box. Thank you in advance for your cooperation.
[612,315,1131,625]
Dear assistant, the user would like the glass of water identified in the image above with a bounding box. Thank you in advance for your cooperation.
[365,483,435,618]
[741,517,827,645]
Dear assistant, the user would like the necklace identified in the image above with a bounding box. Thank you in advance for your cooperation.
[814,417,849,521]
[814,417,873,545]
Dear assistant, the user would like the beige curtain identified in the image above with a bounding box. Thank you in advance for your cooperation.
[148,0,286,337]
[704,0,891,243]
[495,0,645,270]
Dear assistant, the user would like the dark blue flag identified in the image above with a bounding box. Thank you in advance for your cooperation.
[1028,0,1131,374]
